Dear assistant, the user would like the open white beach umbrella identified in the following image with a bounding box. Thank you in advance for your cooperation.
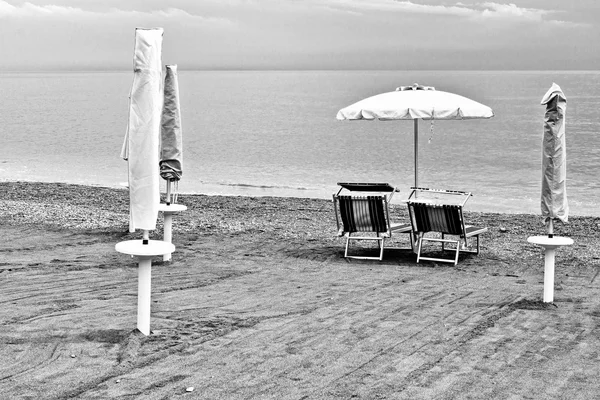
[120,27,164,233]
[540,82,568,235]
[336,83,494,188]
[159,64,183,204]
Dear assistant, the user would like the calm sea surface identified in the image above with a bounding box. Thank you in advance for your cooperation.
[1,70,599,216]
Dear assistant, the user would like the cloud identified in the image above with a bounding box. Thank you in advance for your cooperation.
[474,2,590,27]
[478,2,547,21]
[323,0,475,16]
[0,1,90,18]
[318,0,584,27]
[0,1,235,27]
[105,6,236,27]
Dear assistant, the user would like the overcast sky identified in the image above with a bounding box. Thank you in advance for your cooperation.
[1,0,598,71]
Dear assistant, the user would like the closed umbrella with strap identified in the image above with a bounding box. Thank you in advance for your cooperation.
[160,64,183,204]
[158,64,186,262]
[527,82,573,303]
[540,82,569,236]
[116,27,175,336]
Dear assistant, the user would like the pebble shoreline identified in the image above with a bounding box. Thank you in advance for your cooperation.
[1,181,598,241]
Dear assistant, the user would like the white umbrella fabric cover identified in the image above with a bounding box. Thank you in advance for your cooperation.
[526,83,572,303]
[540,82,568,234]
[336,84,494,187]
[120,28,164,233]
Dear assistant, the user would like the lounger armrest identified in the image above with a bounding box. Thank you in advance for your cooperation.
[464,225,488,237]
[390,223,412,233]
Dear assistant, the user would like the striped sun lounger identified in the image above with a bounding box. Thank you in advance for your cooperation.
[407,187,487,265]
[333,183,413,261]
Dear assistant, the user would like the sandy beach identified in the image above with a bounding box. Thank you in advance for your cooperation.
[1,181,600,399]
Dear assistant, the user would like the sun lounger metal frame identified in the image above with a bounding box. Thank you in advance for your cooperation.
[333,182,413,261]
[407,187,487,265]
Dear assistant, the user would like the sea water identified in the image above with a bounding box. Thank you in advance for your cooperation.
[0,70,599,215]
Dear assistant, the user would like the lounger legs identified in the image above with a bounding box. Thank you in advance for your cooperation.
[417,234,482,265]
[417,236,460,265]
[344,236,386,261]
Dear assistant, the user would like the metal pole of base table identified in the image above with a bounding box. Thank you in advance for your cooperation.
[527,235,573,303]
[158,203,187,262]
[115,236,175,335]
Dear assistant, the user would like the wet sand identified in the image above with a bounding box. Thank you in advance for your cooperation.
[1,181,599,399]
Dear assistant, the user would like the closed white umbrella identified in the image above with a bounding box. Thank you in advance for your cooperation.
[158,64,187,262]
[337,83,494,188]
[120,27,163,234]
[527,83,573,303]
[116,28,174,336]
[540,82,569,235]
[160,64,183,204]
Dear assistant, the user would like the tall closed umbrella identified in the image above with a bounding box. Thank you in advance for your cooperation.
[337,83,494,188]
[157,64,187,262]
[527,83,573,303]
[120,27,163,234]
[116,28,174,336]
[160,64,183,204]
[540,82,569,234]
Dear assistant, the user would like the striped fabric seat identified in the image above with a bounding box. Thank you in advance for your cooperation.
[333,184,413,261]
[338,195,389,235]
[407,191,488,265]
[410,203,463,236]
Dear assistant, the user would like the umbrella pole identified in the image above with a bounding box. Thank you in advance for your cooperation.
[139,228,151,332]
[166,180,172,205]
[543,247,556,303]
[414,119,419,189]
[544,219,555,301]
[163,212,174,262]
[137,255,152,335]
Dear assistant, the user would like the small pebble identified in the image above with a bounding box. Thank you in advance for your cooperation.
[70,354,76,358]
[116,379,121,383]
[499,227,507,233]
[186,387,195,392]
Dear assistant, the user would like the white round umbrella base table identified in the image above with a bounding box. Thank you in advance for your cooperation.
[527,236,573,248]
[115,240,176,335]
[527,236,574,303]
[158,203,187,261]
[115,240,175,257]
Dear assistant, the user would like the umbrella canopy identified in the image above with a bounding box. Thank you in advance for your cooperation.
[540,83,568,232]
[120,28,164,233]
[160,64,183,182]
[336,83,494,187]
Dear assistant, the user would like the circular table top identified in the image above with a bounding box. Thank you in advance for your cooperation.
[115,240,175,257]
[158,203,187,213]
[527,236,574,248]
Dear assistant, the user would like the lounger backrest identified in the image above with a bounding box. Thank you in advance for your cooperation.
[338,195,389,234]
[409,202,464,236]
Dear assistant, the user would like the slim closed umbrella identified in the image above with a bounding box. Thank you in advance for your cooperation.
[337,83,494,188]
[540,82,569,233]
[158,64,186,262]
[527,83,573,303]
[120,27,163,234]
[160,64,183,203]
[116,28,173,336]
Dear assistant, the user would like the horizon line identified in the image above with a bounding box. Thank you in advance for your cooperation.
[1,68,599,73]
